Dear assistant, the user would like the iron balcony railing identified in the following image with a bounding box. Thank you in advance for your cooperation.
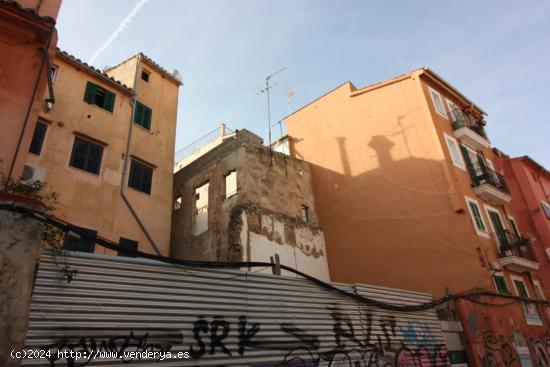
[449,109,488,140]
[493,230,536,261]
[468,162,510,194]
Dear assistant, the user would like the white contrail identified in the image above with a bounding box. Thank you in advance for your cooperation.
[88,0,149,65]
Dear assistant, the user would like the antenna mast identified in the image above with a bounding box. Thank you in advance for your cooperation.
[258,67,286,157]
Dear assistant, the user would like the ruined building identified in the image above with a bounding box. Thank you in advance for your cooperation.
[171,129,330,281]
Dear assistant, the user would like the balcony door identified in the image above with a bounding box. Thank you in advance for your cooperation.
[487,208,510,252]
[460,145,488,184]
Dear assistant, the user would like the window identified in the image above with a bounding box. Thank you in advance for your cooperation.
[83,81,116,112]
[225,170,237,198]
[511,276,530,298]
[174,196,182,210]
[485,205,509,250]
[446,99,461,121]
[444,134,465,170]
[533,280,545,300]
[134,101,152,130]
[118,237,138,258]
[508,216,520,237]
[465,196,488,237]
[194,182,209,235]
[141,70,150,82]
[69,137,104,175]
[542,201,550,220]
[62,226,96,253]
[493,274,509,294]
[50,65,59,84]
[128,159,153,194]
[428,87,447,118]
[29,121,47,155]
[301,205,310,222]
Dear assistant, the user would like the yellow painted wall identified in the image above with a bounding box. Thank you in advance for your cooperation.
[285,70,529,297]
[25,53,179,256]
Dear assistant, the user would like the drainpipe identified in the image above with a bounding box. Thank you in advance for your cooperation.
[120,55,162,256]
[4,27,54,188]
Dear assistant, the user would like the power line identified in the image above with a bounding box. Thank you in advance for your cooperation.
[2,203,547,312]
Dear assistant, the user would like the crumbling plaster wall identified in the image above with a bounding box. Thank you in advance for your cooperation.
[170,131,329,280]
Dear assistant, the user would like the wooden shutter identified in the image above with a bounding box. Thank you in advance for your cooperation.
[460,145,477,182]
[134,102,144,125]
[143,105,152,129]
[104,90,116,112]
[83,82,96,104]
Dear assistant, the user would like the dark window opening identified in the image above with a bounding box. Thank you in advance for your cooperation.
[29,121,48,155]
[134,101,152,130]
[129,159,153,194]
[494,275,509,294]
[141,70,150,82]
[50,65,59,83]
[69,137,104,175]
[301,205,310,222]
[62,226,96,253]
[118,237,138,257]
[83,81,115,112]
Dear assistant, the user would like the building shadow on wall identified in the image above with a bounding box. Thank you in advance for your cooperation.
[298,134,490,296]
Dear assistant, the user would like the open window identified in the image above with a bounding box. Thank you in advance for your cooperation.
[174,196,182,210]
[225,170,237,198]
[301,205,310,222]
[194,182,209,235]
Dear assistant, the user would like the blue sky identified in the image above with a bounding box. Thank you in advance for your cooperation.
[56,1,550,167]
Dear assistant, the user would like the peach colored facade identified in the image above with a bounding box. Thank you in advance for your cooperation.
[284,68,542,300]
[24,50,180,256]
[494,154,550,299]
[0,0,61,181]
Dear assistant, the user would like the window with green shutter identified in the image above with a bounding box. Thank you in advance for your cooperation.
[494,275,509,294]
[134,101,152,130]
[467,200,486,232]
[128,159,153,194]
[83,81,116,112]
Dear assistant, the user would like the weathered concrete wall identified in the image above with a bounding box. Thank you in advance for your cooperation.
[0,194,44,366]
[235,205,330,281]
[171,130,330,280]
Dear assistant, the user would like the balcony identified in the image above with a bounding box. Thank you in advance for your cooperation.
[450,110,491,150]
[468,162,511,205]
[494,230,539,273]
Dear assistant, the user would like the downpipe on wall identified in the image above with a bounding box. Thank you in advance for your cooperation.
[120,54,162,256]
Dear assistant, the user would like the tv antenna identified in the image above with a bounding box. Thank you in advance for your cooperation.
[257,67,286,155]
[287,87,298,115]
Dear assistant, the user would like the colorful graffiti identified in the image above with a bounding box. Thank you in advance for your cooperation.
[39,306,449,367]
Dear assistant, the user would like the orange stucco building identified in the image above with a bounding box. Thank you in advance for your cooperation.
[0,0,61,181]
[23,49,181,256]
[284,68,542,301]
[494,154,550,299]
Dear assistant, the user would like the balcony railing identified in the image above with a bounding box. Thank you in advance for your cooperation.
[468,162,510,194]
[493,230,535,261]
[449,109,488,140]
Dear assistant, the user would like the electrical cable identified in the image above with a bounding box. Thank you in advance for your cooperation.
[2,203,548,313]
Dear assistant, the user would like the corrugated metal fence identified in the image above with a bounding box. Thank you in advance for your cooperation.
[23,250,449,366]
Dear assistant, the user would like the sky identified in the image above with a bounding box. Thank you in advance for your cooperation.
[56,1,550,167]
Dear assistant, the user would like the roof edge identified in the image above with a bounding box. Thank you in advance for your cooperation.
[56,48,135,95]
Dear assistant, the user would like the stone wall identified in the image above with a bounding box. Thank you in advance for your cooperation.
[0,194,45,366]
[171,130,330,280]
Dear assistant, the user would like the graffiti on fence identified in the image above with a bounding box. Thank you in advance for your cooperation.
[40,305,447,366]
